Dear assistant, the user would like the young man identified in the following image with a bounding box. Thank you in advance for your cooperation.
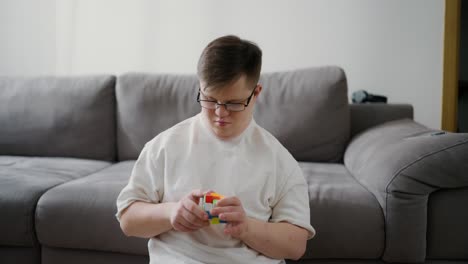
[116,35,315,264]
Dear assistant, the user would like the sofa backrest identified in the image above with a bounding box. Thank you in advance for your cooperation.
[117,66,350,162]
[0,76,116,161]
[116,73,200,161]
[256,66,349,162]
[350,103,413,138]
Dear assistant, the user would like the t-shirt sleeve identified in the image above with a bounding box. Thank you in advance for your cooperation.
[270,165,316,239]
[115,141,165,221]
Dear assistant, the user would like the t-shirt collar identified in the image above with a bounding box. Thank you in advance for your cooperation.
[198,113,255,146]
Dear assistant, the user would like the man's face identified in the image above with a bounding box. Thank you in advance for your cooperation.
[199,75,261,140]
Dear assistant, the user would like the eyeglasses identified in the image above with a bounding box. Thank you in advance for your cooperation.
[197,85,257,112]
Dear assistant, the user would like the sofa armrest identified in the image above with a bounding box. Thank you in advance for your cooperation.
[344,119,468,263]
[350,103,413,138]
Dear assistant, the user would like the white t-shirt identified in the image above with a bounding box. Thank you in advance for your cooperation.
[116,113,315,264]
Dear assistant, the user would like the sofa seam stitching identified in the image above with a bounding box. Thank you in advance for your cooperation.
[345,166,387,259]
[383,137,468,261]
[385,138,468,194]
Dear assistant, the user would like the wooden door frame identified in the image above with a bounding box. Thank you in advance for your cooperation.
[442,0,461,131]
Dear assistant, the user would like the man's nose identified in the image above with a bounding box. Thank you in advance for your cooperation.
[215,104,230,117]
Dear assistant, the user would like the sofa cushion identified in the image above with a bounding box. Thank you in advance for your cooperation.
[117,66,349,162]
[0,75,116,161]
[299,162,384,259]
[257,67,349,162]
[36,161,148,255]
[36,160,384,259]
[0,156,110,246]
[116,74,200,161]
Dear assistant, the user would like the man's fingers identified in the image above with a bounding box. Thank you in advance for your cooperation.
[210,206,237,216]
[174,221,192,232]
[218,211,243,222]
[182,198,208,221]
[181,205,207,229]
[191,189,215,199]
[203,189,215,195]
[215,196,241,207]
[176,218,198,232]
[185,211,208,228]
[190,189,206,198]
[174,205,200,228]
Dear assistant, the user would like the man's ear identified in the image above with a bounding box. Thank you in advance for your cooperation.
[255,85,263,97]
[199,81,206,92]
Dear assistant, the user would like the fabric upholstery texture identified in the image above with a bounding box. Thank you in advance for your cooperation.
[0,75,116,161]
[257,67,350,162]
[2,68,466,264]
[289,261,468,264]
[36,161,147,255]
[0,156,110,246]
[117,67,350,162]
[299,162,384,259]
[426,188,468,259]
[344,119,468,263]
[116,73,200,161]
[0,247,40,264]
[42,247,149,264]
[349,103,413,138]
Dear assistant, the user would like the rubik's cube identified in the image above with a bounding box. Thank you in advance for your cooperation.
[199,192,227,224]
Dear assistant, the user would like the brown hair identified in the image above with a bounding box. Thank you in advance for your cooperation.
[197,35,262,91]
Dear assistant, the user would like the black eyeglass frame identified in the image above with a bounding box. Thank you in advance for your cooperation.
[196,85,258,112]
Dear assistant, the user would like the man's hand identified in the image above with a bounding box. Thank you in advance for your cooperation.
[169,189,209,232]
[210,196,249,239]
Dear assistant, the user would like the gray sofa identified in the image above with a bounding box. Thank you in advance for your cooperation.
[1,66,467,264]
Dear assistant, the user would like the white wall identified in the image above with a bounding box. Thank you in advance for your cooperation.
[0,0,56,75]
[0,0,445,129]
